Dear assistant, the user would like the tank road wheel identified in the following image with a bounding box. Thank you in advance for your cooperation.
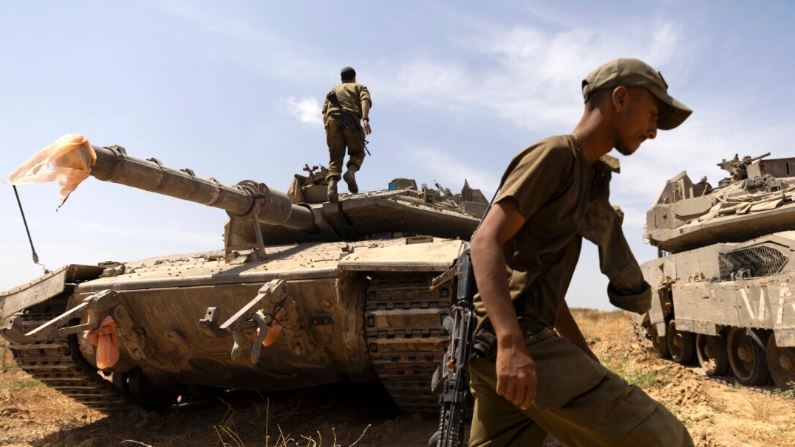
[696,333,729,376]
[649,323,671,359]
[727,327,771,386]
[765,336,795,388]
[666,320,695,365]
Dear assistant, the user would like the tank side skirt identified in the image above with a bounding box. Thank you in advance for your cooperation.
[670,277,795,345]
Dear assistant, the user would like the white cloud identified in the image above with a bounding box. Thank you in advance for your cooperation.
[283,97,323,126]
[372,21,685,134]
[155,1,688,138]
[152,3,686,139]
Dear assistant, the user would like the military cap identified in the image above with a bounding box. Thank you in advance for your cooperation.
[582,58,692,130]
[340,66,356,80]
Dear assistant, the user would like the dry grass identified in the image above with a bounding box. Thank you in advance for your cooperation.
[1,337,13,372]
[572,308,633,342]
[747,397,779,422]
[211,398,372,447]
[0,339,37,404]
[254,423,371,447]
[602,353,666,389]
[2,344,398,446]
[1,345,7,372]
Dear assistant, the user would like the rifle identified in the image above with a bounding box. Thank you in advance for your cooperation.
[428,249,478,447]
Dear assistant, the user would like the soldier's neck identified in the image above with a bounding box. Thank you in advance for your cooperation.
[571,109,616,166]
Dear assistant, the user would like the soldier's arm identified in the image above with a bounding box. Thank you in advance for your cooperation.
[361,99,371,135]
[470,199,536,410]
[580,199,651,314]
[361,98,370,120]
[360,89,372,135]
[579,158,650,315]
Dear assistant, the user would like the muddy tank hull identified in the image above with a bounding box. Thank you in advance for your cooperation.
[641,225,795,387]
[2,238,463,413]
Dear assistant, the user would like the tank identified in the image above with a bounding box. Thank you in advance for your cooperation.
[0,137,489,413]
[638,152,795,388]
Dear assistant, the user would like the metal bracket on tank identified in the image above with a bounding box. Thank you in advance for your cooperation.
[22,289,119,340]
[223,181,270,262]
[223,207,267,261]
[202,279,292,364]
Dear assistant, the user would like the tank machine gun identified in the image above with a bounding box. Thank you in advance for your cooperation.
[1,136,488,413]
[716,152,770,185]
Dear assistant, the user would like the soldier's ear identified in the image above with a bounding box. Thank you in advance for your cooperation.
[612,86,629,110]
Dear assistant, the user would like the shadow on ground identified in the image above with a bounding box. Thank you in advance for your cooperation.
[31,381,437,447]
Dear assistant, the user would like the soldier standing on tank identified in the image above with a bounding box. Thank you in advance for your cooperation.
[467,58,695,446]
[322,66,372,203]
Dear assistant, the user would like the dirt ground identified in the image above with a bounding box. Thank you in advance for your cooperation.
[2,309,794,447]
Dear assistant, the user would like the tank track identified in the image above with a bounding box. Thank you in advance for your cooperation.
[8,312,127,412]
[364,275,452,414]
[636,321,790,397]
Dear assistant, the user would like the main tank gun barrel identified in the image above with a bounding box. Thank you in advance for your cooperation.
[91,145,316,232]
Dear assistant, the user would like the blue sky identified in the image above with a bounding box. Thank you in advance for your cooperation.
[2,1,793,310]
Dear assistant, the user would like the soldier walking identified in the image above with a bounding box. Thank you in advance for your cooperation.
[322,66,372,202]
[468,58,695,446]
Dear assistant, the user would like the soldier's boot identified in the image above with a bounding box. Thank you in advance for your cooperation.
[327,178,338,203]
[343,166,359,194]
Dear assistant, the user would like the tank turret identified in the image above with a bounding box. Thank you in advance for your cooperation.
[645,153,795,253]
[1,135,488,414]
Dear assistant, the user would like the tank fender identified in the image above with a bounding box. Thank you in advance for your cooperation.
[0,264,104,321]
[337,238,465,272]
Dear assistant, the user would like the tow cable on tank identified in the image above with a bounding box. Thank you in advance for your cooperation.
[12,185,49,274]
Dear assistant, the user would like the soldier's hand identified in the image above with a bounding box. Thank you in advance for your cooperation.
[495,342,537,410]
[363,121,372,135]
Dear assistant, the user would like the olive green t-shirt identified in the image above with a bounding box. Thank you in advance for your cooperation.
[322,82,372,124]
[486,134,591,327]
[474,134,651,328]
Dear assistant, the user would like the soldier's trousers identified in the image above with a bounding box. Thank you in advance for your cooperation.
[468,329,694,447]
[325,116,365,180]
